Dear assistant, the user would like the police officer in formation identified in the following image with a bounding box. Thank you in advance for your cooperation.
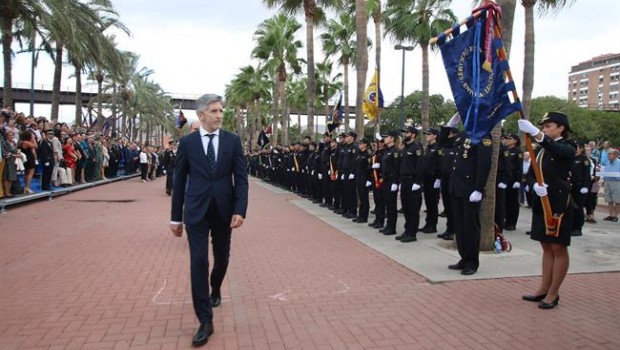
[379,130,401,236]
[504,133,523,231]
[395,126,424,242]
[420,128,441,234]
[162,140,177,196]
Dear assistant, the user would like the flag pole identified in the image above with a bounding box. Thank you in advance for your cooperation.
[429,10,486,46]
[488,17,560,237]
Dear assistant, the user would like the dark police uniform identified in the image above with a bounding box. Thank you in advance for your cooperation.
[421,136,441,233]
[494,143,510,232]
[369,146,386,228]
[437,127,459,239]
[449,133,493,274]
[162,145,177,195]
[380,142,401,235]
[341,140,358,218]
[353,142,372,222]
[397,137,424,242]
[570,150,591,236]
[505,143,523,230]
[526,136,575,246]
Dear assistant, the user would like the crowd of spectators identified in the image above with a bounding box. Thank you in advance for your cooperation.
[1,106,170,200]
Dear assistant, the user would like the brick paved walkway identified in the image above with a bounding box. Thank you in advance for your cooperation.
[1,177,619,349]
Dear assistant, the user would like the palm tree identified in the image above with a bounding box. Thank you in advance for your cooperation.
[355,0,369,136]
[369,0,383,133]
[320,14,360,132]
[316,59,343,134]
[252,14,303,145]
[383,0,456,132]
[263,0,344,137]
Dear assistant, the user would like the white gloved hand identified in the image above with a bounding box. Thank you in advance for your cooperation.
[398,184,401,191]
[318,173,323,180]
[391,184,398,192]
[525,185,529,192]
[163,169,167,174]
[447,112,461,127]
[498,182,507,189]
[513,182,521,189]
[348,174,355,180]
[328,170,331,175]
[433,179,441,189]
[340,174,345,180]
[372,163,380,169]
[533,183,548,197]
[375,132,382,141]
[469,191,482,202]
[518,119,540,135]
[412,183,421,191]
[580,187,588,194]
[311,170,314,175]
[44,162,50,166]
[301,169,305,174]
[365,181,372,187]
[291,167,295,172]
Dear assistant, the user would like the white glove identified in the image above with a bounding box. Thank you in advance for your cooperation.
[518,119,540,135]
[498,182,507,189]
[311,170,314,175]
[447,112,461,127]
[44,162,50,166]
[291,167,295,172]
[372,163,380,169]
[348,174,355,180]
[469,191,482,202]
[580,187,588,194]
[398,184,401,191]
[513,182,521,189]
[328,170,331,175]
[533,183,548,197]
[163,169,167,174]
[412,183,421,191]
[340,174,345,180]
[433,179,441,189]
[375,132,382,141]
[525,185,530,192]
[301,169,305,174]
[365,181,372,187]
[391,184,398,192]
[318,173,323,180]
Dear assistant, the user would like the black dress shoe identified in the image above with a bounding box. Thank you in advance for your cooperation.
[319,203,329,208]
[382,229,396,235]
[368,221,378,227]
[437,231,452,238]
[192,323,214,347]
[570,230,582,237]
[372,222,384,229]
[461,267,477,275]
[448,262,464,270]
[438,211,446,217]
[504,225,516,231]
[210,295,221,307]
[522,293,547,302]
[343,213,356,219]
[400,235,417,243]
[538,296,560,309]
[395,233,407,240]
[421,227,437,234]
[442,233,454,241]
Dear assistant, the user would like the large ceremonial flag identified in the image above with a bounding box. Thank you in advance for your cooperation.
[101,118,112,136]
[362,69,384,121]
[176,110,187,129]
[327,94,343,132]
[436,2,520,144]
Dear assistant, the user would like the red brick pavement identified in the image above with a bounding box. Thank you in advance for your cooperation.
[1,177,619,350]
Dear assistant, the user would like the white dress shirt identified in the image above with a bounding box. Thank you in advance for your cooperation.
[200,126,220,162]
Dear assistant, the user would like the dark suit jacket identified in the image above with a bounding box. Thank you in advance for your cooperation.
[171,129,248,226]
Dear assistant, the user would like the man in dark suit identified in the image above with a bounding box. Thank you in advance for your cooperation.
[170,94,248,347]
[38,129,56,190]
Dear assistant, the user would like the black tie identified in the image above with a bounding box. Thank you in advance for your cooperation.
[206,134,216,171]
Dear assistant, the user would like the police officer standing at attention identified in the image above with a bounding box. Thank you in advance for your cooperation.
[420,128,441,234]
[395,126,424,242]
[369,135,386,229]
[379,130,401,235]
[504,133,523,231]
[353,137,372,223]
[446,113,493,275]
[319,132,333,208]
[341,131,359,219]
[163,140,177,196]
[495,136,511,232]
[570,141,591,236]
[437,126,460,240]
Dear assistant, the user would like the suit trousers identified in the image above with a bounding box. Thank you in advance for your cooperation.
[495,188,506,231]
[505,187,520,227]
[452,196,481,271]
[372,185,385,224]
[382,180,398,231]
[440,174,455,233]
[423,178,439,228]
[400,178,422,236]
[165,167,174,191]
[41,164,54,190]
[186,201,232,324]
[356,180,370,219]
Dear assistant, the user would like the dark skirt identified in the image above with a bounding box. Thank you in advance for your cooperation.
[21,148,36,170]
[530,206,573,246]
[3,156,17,181]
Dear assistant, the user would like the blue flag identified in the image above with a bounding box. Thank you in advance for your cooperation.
[437,10,521,144]
[327,94,343,133]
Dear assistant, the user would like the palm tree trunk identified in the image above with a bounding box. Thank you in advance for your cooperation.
[51,43,64,123]
[74,67,82,126]
[355,0,369,136]
[522,3,535,118]
[344,58,350,132]
[421,43,430,139]
[479,0,517,251]
[305,9,316,135]
[272,76,280,145]
[373,2,382,134]
[1,16,13,107]
[281,79,289,145]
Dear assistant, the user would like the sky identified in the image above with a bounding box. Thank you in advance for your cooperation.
[6,0,620,124]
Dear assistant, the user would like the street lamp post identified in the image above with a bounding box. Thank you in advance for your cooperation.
[394,44,415,132]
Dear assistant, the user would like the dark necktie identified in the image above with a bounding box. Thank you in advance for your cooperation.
[206,134,216,171]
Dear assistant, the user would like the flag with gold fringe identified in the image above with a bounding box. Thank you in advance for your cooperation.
[435,1,521,144]
[327,94,343,133]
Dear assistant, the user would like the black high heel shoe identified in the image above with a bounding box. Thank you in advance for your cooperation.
[522,293,547,302]
[538,296,560,309]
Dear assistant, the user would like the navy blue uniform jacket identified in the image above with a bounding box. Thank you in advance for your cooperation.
[171,130,248,226]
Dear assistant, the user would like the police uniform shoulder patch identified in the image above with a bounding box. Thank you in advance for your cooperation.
[504,151,509,157]
[394,152,399,158]
[518,153,522,159]
[584,160,589,166]
[438,150,444,155]
[416,150,422,156]
[482,138,492,147]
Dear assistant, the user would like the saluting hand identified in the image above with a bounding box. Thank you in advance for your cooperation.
[231,215,244,229]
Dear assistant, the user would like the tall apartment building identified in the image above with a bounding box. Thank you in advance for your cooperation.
[568,53,620,111]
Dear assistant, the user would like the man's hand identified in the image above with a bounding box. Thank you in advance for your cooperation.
[230,215,244,229]
[170,223,183,237]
